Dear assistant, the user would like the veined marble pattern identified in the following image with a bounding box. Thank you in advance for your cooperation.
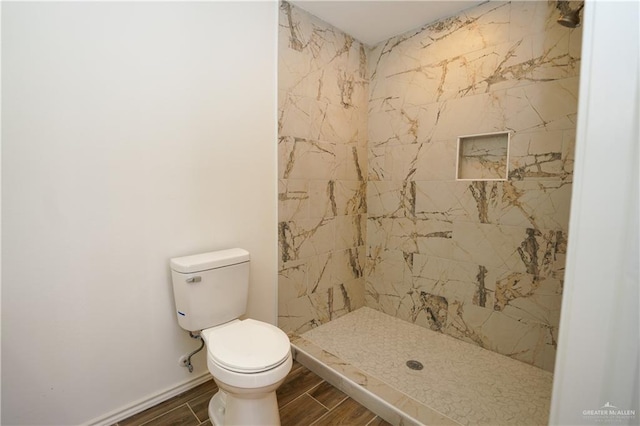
[300,307,553,425]
[368,2,581,105]
[368,77,580,156]
[279,0,580,372]
[278,2,368,334]
[365,0,580,371]
[369,180,572,237]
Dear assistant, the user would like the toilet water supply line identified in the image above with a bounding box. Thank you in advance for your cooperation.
[182,331,205,373]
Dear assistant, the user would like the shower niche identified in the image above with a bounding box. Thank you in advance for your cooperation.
[456,131,510,180]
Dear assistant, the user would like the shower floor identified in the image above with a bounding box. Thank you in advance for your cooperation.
[292,307,553,426]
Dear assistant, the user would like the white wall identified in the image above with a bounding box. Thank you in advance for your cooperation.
[1,2,278,424]
[550,1,639,424]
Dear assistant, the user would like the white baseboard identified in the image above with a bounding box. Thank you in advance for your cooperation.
[85,372,211,426]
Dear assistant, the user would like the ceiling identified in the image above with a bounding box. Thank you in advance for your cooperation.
[291,0,486,46]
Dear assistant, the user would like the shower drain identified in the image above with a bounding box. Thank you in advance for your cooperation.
[406,360,424,370]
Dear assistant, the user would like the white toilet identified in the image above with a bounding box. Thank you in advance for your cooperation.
[170,248,292,426]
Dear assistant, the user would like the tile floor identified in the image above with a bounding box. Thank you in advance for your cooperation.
[115,360,391,426]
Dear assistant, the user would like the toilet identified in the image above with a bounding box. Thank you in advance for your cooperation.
[170,248,292,426]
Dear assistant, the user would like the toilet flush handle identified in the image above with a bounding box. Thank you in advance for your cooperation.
[186,276,201,283]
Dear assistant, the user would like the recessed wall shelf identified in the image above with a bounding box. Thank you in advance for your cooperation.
[456,131,510,181]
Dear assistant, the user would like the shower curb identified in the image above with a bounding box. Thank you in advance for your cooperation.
[291,337,461,426]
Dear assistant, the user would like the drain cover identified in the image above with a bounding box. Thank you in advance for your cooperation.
[406,360,424,370]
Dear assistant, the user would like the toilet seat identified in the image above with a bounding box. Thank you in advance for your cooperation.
[205,319,290,373]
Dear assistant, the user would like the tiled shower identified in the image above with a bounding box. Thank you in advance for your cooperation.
[278,0,580,376]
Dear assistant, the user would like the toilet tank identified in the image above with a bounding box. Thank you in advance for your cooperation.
[170,248,250,332]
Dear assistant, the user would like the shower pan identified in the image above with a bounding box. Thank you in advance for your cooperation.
[294,308,552,425]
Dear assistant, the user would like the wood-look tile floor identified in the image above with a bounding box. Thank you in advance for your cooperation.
[116,361,391,426]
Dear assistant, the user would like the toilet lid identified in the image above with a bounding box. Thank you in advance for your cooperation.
[207,319,290,373]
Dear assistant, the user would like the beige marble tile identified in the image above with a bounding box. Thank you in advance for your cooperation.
[367,146,386,181]
[492,270,563,324]
[307,180,335,220]
[335,144,367,181]
[279,217,335,263]
[279,294,325,335]
[411,255,491,305]
[366,181,407,218]
[368,105,421,147]
[278,94,324,141]
[509,0,557,40]
[278,136,336,180]
[451,222,562,280]
[414,181,469,222]
[279,179,309,222]
[424,93,510,141]
[318,103,363,144]
[332,246,364,288]
[366,248,411,294]
[367,218,416,254]
[279,258,309,299]
[504,77,580,133]
[509,130,566,180]
[307,253,334,295]
[445,302,558,371]
[384,143,421,182]
[448,180,573,231]
[413,140,457,181]
[333,180,366,216]
[414,219,455,258]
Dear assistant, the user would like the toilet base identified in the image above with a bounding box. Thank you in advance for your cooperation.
[205,352,292,425]
[208,390,225,426]
[208,387,281,426]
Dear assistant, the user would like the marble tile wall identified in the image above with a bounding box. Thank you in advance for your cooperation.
[278,0,581,372]
[278,2,369,334]
[365,1,581,371]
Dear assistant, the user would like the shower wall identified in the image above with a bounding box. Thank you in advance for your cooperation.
[278,0,581,372]
[366,1,581,371]
[277,2,369,333]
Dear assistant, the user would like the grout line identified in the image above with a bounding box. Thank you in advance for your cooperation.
[138,403,189,426]
[307,389,349,411]
[186,402,201,423]
[365,416,382,426]
[279,389,323,411]
[308,395,353,426]
[308,408,333,426]
[278,370,325,411]
[186,390,217,422]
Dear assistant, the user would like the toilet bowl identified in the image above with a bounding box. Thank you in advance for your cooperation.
[201,318,292,426]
